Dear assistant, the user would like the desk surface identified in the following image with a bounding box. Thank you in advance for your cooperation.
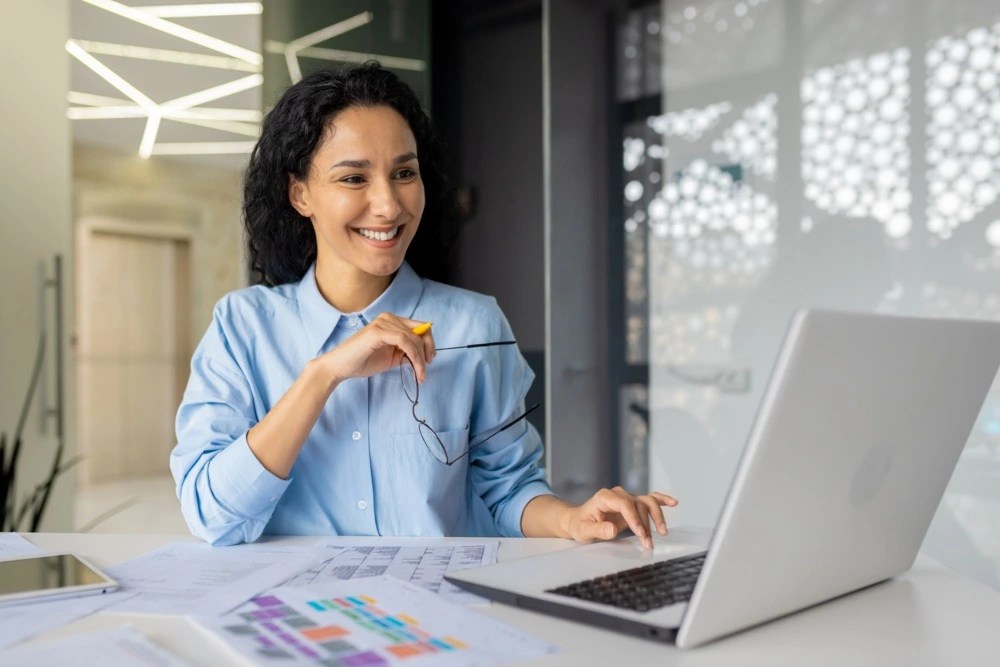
[19,533,1000,667]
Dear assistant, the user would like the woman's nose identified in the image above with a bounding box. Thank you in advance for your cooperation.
[370,179,402,219]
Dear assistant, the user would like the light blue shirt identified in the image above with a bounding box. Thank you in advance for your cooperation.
[170,262,553,546]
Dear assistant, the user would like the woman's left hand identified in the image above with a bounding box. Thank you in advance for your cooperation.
[563,486,678,549]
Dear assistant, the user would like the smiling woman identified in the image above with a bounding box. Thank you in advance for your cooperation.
[169,63,676,547]
[288,105,425,306]
[241,65,454,289]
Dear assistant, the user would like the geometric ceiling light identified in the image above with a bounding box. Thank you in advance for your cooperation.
[266,11,374,83]
[264,11,427,83]
[68,0,263,158]
[79,0,261,65]
[69,2,427,159]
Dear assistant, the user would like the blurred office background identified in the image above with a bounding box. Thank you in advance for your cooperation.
[1,0,998,590]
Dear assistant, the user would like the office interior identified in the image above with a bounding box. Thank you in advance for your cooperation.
[1,0,998,598]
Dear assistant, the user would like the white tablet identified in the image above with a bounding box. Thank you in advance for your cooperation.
[0,552,118,605]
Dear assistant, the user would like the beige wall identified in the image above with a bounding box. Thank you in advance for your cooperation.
[0,1,75,530]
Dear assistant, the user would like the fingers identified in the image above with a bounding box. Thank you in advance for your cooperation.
[398,316,436,365]
[372,314,429,381]
[420,326,436,363]
[574,519,621,543]
[595,488,650,548]
[649,492,678,508]
[613,486,653,544]
[638,494,669,536]
[586,488,679,548]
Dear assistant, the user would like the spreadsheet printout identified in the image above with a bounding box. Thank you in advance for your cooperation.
[286,538,500,605]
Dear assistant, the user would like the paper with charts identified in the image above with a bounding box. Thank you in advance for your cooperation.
[283,538,499,605]
[198,577,556,666]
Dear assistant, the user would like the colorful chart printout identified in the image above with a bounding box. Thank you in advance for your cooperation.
[197,577,556,666]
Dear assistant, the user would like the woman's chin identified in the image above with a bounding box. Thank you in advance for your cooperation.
[361,256,406,277]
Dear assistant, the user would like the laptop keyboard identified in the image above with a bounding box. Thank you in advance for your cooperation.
[546,551,707,613]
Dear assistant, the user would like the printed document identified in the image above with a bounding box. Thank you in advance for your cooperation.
[0,591,136,650]
[197,576,557,666]
[105,542,324,616]
[4,626,193,667]
[283,538,499,605]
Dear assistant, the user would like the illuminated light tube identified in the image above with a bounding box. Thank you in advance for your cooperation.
[139,112,162,159]
[67,107,260,137]
[68,91,131,107]
[68,92,262,122]
[139,3,263,17]
[160,74,263,111]
[73,39,258,72]
[172,117,260,137]
[68,106,147,119]
[297,46,426,72]
[285,12,373,50]
[151,141,257,155]
[66,40,157,111]
[275,11,373,83]
[81,0,261,65]
[69,106,262,123]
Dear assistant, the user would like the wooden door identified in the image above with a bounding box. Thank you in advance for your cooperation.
[76,226,190,484]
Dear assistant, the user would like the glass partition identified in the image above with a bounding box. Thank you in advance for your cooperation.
[638,0,1000,589]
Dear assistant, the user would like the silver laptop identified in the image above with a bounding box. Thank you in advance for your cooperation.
[447,309,1000,648]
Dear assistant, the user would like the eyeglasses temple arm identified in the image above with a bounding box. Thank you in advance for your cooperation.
[449,402,543,465]
[434,340,517,351]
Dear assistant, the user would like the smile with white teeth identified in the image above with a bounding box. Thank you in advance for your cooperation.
[355,226,400,241]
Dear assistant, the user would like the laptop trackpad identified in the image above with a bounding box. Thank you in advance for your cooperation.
[591,525,713,563]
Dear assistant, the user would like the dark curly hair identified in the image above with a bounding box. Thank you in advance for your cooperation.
[243,63,456,286]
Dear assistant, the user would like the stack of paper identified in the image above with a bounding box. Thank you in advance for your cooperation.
[2,535,558,665]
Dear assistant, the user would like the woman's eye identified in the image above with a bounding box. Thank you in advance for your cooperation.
[340,175,365,185]
[395,168,418,180]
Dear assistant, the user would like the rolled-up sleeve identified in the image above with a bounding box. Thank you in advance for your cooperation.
[170,305,291,546]
[468,302,554,537]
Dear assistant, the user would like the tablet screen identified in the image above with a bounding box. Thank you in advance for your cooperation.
[0,554,111,595]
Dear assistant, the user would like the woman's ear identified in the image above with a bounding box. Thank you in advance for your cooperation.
[288,174,312,218]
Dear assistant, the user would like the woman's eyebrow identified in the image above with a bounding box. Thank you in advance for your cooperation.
[331,158,371,170]
[329,152,418,170]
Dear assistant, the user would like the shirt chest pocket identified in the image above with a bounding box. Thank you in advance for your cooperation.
[375,427,470,536]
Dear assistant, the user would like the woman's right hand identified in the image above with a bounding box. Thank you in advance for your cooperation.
[321,312,436,385]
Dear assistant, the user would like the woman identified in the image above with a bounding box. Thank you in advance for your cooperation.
[170,63,676,547]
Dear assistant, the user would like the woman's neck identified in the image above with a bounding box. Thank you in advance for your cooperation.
[314,261,394,314]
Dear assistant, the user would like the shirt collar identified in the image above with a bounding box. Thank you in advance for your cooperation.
[360,261,424,326]
[295,262,424,356]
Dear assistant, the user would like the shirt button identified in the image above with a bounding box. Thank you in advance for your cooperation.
[352,431,362,441]
[357,500,368,510]
[348,315,360,327]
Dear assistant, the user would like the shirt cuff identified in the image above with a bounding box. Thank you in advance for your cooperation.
[209,433,293,519]
[497,480,555,537]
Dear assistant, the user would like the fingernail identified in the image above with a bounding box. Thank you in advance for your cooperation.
[658,525,667,535]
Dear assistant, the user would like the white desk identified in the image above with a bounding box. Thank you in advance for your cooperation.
[19,533,1000,666]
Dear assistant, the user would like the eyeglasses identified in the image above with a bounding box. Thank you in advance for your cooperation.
[400,342,541,466]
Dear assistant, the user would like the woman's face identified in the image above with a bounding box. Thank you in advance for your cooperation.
[289,105,424,280]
